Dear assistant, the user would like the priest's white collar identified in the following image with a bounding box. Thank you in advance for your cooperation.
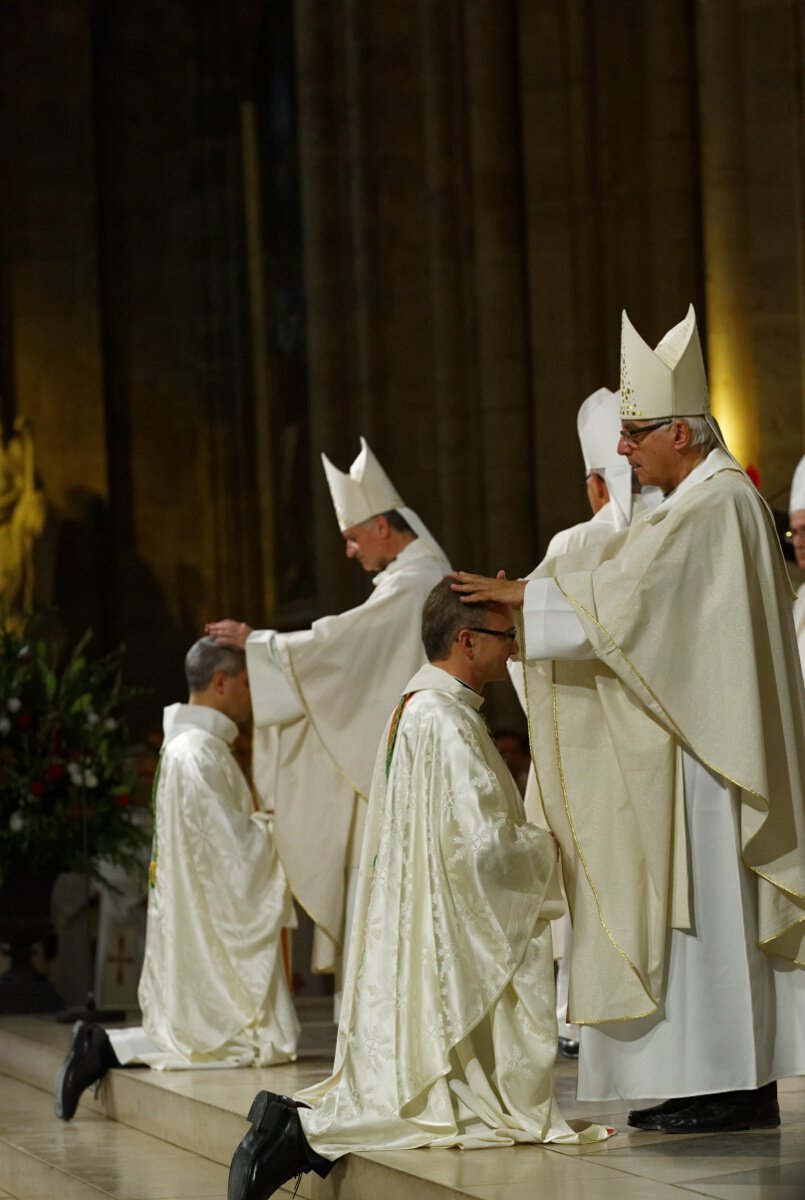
[403,663,486,711]
[371,537,442,588]
[649,448,737,515]
[162,702,239,745]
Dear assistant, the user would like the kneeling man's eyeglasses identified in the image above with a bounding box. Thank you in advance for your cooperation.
[466,627,518,641]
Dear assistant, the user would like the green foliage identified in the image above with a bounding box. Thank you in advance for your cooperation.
[0,610,149,882]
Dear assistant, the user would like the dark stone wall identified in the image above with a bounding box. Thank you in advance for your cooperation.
[1,0,803,731]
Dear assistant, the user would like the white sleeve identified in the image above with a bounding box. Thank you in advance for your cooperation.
[245,630,305,726]
[522,578,596,661]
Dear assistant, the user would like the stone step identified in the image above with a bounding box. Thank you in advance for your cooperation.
[0,1011,489,1199]
[0,1073,230,1200]
[6,1008,795,1200]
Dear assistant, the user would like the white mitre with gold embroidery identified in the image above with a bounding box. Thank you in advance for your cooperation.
[620,304,709,420]
[578,387,633,530]
[321,436,403,531]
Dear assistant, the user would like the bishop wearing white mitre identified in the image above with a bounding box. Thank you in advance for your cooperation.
[511,387,660,1057]
[788,454,805,678]
[453,306,805,1134]
[207,439,450,988]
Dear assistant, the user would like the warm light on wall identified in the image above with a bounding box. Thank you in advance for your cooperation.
[706,322,758,471]
[711,389,750,467]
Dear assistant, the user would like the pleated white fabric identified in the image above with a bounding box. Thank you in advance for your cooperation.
[132,703,299,1069]
[248,537,450,973]
[297,666,610,1156]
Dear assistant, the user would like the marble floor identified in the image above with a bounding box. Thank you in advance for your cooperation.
[2,1000,805,1199]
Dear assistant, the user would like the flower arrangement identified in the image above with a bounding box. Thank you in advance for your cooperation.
[0,610,148,883]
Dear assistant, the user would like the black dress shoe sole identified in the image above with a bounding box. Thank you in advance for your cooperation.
[229,1095,295,1200]
[53,1021,110,1122]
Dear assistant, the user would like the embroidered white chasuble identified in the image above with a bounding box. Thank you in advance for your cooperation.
[247,538,450,972]
[132,704,299,1068]
[295,666,609,1155]
[519,450,805,1098]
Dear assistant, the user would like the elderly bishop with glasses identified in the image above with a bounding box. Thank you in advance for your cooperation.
[453,306,805,1134]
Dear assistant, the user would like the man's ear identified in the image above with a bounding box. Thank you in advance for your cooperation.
[591,473,608,505]
[673,420,692,450]
[211,670,227,695]
[455,628,473,654]
[375,514,391,538]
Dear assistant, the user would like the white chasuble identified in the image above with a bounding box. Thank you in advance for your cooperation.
[295,666,610,1156]
[519,450,805,1099]
[129,704,299,1069]
[247,537,450,973]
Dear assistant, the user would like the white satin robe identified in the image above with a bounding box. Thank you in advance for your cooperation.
[296,666,610,1156]
[110,704,299,1070]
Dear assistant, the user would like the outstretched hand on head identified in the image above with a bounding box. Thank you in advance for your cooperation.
[204,619,253,650]
[450,570,527,608]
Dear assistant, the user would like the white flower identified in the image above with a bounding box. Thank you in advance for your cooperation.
[85,712,99,728]
[9,811,24,833]
[6,697,21,713]
[16,645,29,659]
[84,771,99,789]
[67,762,83,782]
[0,716,10,735]
[104,717,117,731]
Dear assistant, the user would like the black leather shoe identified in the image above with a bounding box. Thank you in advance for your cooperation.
[228,1090,332,1200]
[557,1037,579,1059]
[657,1093,780,1134]
[53,1020,119,1121]
[628,1097,693,1129]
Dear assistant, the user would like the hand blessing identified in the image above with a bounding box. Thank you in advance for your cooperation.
[205,619,253,650]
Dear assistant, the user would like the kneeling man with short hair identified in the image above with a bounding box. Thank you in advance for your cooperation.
[54,636,299,1120]
[228,579,609,1200]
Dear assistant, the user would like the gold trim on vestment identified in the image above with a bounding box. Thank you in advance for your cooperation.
[551,662,660,1023]
[552,579,805,957]
[515,611,549,828]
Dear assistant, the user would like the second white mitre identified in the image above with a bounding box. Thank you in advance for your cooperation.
[578,387,633,532]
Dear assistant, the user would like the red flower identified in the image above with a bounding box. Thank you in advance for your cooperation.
[114,794,131,808]
[29,780,46,797]
[47,761,67,781]
[16,713,33,730]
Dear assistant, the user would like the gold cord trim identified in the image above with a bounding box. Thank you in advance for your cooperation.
[515,611,549,827]
[551,661,659,1015]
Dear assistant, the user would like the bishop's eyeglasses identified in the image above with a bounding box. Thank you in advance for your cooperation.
[619,419,674,446]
